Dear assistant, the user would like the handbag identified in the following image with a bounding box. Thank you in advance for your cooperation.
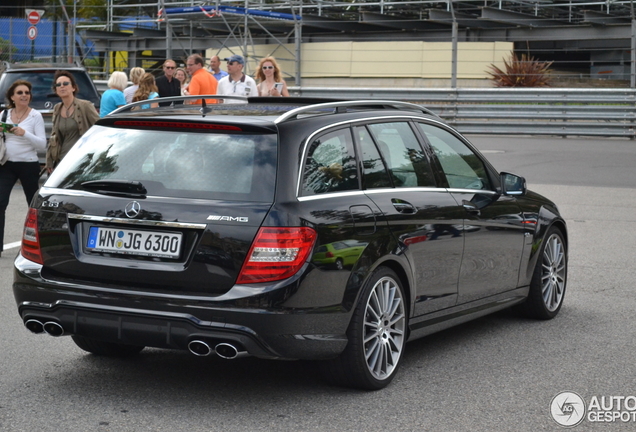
[0,109,8,165]
[46,106,62,168]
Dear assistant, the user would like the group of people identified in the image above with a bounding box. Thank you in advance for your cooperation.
[157,54,289,103]
[101,68,160,116]
[0,53,289,257]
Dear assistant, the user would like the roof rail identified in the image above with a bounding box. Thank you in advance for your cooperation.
[274,100,440,124]
[109,94,247,116]
[108,96,440,122]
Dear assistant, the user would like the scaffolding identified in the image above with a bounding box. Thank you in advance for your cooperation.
[72,1,636,84]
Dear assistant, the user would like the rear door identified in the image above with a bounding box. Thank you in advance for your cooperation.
[298,127,382,274]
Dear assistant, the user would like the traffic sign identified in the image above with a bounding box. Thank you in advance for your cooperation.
[27,26,38,40]
[26,9,42,26]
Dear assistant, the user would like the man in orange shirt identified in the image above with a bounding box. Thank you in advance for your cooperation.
[186,54,218,104]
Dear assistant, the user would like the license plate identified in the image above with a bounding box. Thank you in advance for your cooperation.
[87,226,182,258]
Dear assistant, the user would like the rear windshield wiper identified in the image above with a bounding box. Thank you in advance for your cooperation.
[81,180,147,198]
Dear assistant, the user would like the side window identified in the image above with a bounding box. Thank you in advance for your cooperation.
[355,126,392,189]
[301,128,359,196]
[417,123,492,190]
[366,122,436,188]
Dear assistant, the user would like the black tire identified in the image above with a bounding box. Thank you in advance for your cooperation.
[335,258,344,270]
[71,335,145,357]
[518,227,567,320]
[320,267,407,390]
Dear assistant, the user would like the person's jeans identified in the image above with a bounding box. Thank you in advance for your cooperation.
[0,161,41,253]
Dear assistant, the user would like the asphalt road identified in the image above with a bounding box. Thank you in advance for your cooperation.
[1,135,635,431]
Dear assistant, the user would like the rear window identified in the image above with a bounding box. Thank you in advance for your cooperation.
[45,125,278,201]
[2,70,100,110]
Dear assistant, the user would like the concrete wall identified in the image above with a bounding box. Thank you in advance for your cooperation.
[206,40,512,86]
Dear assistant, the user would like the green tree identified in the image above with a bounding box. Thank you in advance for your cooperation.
[42,0,153,22]
[0,37,18,62]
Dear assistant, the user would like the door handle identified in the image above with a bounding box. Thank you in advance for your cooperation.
[392,199,417,214]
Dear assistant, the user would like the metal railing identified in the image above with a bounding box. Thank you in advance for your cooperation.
[94,82,636,137]
[290,87,636,138]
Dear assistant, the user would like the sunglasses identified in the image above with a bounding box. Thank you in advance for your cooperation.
[262,66,274,70]
[55,81,72,87]
[15,90,31,95]
[164,66,175,69]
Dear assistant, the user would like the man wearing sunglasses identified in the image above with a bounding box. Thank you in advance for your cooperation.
[155,59,181,106]
[216,55,258,104]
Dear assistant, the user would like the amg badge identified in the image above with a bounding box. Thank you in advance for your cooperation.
[207,215,249,223]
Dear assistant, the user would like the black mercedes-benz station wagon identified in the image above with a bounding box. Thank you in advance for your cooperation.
[13,96,568,390]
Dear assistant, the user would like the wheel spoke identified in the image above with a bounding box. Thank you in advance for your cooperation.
[542,280,553,306]
[365,337,380,362]
[368,291,381,320]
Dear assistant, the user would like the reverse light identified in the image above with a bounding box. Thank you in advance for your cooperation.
[21,208,43,265]
[237,227,317,284]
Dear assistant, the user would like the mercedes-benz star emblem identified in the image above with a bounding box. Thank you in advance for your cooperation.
[44,101,53,109]
[124,201,141,218]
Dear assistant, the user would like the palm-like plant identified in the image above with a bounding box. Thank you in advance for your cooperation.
[488,52,553,87]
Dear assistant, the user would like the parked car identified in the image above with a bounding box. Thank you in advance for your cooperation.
[0,62,101,164]
[13,96,568,390]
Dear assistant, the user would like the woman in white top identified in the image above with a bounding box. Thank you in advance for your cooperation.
[0,79,46,257]
[255,57,289,97]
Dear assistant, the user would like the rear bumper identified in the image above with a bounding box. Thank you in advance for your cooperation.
[13,257,351,360]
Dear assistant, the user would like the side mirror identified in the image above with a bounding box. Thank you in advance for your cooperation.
[500,172,526,196]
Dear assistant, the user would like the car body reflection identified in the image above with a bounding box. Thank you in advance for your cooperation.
[312,239,368,270]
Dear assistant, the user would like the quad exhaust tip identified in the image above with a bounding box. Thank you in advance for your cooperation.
[188,340,213,357]
[214,343,240,359]
[25,319,45,334]
[43,321,65,337]
[24,319,65,337]
[187,340,248,359]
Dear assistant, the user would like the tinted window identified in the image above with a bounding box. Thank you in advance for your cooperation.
[417,123,492,190]
[366,122,435,188]
[2,70,100,110]
[45,125,277,201]
[355,126,392,189]
[301,128,358,196]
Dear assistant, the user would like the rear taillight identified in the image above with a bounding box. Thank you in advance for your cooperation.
[325,251,334,258]
[21,208,43,264]
[237,227,317,284]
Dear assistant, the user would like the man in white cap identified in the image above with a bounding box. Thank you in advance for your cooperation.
[216,55,258,103]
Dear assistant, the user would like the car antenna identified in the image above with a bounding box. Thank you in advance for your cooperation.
[200,98,214,117]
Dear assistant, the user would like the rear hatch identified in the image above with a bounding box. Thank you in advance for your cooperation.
[30,118,278,296]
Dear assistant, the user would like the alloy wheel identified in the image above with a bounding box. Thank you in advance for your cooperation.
[541,233,566,312]
[363,276,406,380]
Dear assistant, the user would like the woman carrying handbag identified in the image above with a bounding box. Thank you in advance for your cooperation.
[46,70,100,174]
